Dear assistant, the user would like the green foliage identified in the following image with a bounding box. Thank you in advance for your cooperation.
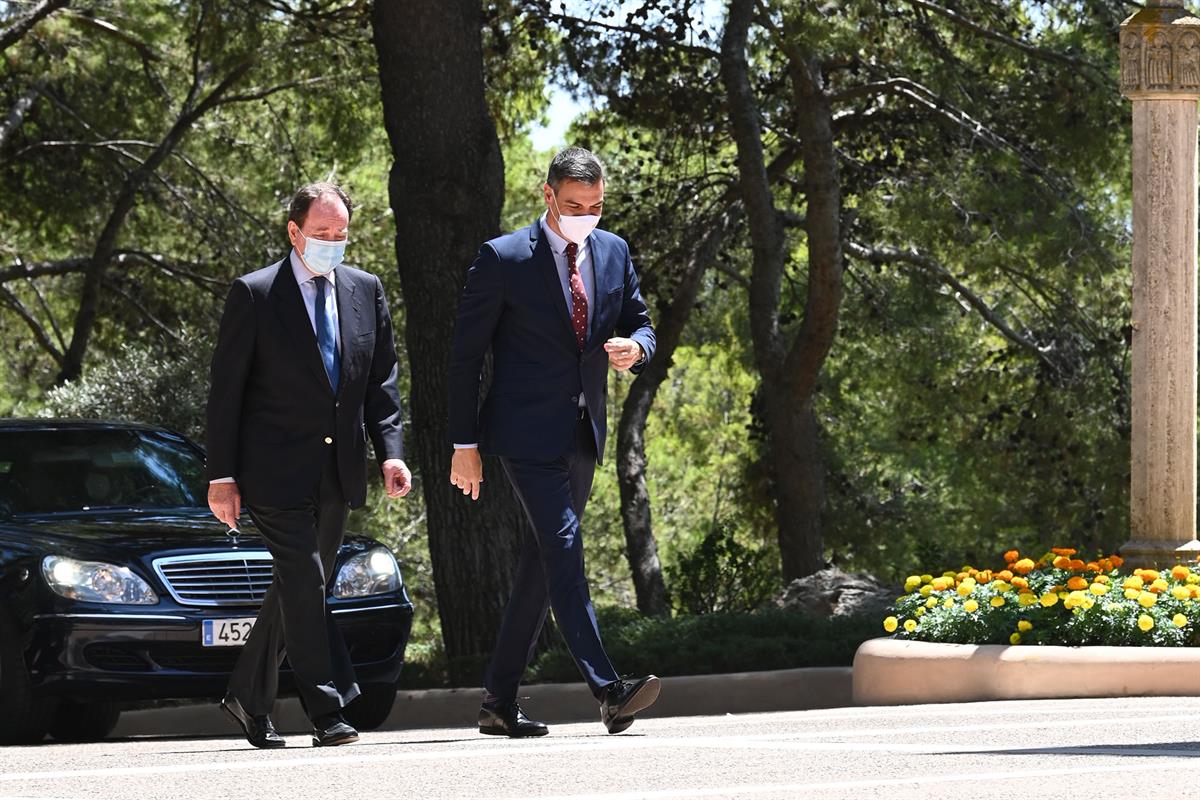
[524,606,877,683]
[38,330,211,440]
[670,519,779,615]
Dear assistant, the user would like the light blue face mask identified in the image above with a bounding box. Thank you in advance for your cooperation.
[298,230,347,275]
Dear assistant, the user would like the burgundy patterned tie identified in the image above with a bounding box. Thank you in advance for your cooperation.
[566,242,588,350]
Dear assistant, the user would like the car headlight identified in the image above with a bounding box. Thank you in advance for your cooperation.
[332,547,400,599]
[41,555,158,604]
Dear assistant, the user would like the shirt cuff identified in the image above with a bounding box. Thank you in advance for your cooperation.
[210,477,236,484]
[453,444,478,449]
[634,342,646,367]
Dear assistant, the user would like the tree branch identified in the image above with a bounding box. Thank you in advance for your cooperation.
[0,79,46,151]
[0,0,70,53]
[0,284,64,366]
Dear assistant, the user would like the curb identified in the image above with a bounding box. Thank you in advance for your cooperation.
[853,636,1200,705]
[111,666,853,738]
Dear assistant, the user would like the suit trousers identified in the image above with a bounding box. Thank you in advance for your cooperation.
[485,415,620,702]
[226,450,359,721]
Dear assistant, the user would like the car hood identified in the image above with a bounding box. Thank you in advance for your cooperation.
[1,510,376,558]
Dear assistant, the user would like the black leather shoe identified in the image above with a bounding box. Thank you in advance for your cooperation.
[312,714,358,747]
[221,696,286,749]
[478,701,549,738]
[599,675,661,734]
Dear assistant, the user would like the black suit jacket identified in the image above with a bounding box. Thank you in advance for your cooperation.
[447,220,656,464]
[206,254,405,508]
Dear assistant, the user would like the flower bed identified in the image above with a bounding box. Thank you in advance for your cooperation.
[882,548,1200,647]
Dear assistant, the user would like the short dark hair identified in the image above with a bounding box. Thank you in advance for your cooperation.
[546,147,605,190]
[288,181,353,227]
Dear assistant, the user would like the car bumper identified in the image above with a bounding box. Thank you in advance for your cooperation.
[25,599,414,702]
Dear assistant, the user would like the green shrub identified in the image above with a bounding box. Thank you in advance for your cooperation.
[670,520,779,615]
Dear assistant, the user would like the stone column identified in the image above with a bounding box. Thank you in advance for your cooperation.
[1121,0,1200,567]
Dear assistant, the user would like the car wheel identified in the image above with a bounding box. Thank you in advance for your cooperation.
[342,683,397,731]
[0,614,55,745]
[48,701,122,743]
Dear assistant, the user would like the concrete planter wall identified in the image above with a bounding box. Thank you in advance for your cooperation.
[853,636,1200,705]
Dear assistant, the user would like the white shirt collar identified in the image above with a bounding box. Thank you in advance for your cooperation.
[540,212,585,255]
[289,248,336,286]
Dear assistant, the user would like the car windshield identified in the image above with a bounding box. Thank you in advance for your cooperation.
[0,428,207,515]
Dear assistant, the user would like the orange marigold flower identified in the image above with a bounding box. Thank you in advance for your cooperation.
[1012,558,1036,575]
[1051,547,1077,556]
[996,570,1013,582]
[1069,559,1086,571]
[1173,565,1192,581]
[1052,556,1072,569]
[1067,576,1088,591]
[1011,576,1029,590]
[1110,556,1124,568]
[978,570,993,583]
[1003,550,1020,563]
[1085,562,1100,572]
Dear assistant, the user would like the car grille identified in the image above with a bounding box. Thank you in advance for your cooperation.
[152,552,274,607]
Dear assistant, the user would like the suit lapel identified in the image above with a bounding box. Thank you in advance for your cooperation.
[269,255,333,395]
[335,270,360,397]
[530,222,578,346]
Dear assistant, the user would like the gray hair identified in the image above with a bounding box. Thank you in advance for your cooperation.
[287,181,353,227]
[546,147,606,190]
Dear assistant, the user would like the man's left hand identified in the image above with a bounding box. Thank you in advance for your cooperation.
[382,459,412,498]
[604,337,642,372]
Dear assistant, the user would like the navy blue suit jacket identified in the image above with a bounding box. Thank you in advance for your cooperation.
[448,220,656,464]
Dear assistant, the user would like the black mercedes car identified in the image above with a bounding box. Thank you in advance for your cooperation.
[0,419,414,744]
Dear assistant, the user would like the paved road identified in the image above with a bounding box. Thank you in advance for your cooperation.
[3,697,1200,799]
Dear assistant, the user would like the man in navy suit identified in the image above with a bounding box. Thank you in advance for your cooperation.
[448,147,660,736]
[207,182,412,748]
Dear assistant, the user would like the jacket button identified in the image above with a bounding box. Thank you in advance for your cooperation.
[324,437,333,444]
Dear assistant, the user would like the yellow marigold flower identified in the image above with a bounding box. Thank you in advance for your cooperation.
[943,597,955,609]
[920,585,934,597]
[1150,579,1170,594]
[926,596,938,608]
[904,576,922,592]
[883,616,898,632]
[942,571,958,579]
[1013,558,1036,575]
[916,607,926,617]
[1040,592,1059,607]
[1174,614,1188,628]
[1139,591,1158,608]
[1094,575,1111,585]
[993,581,1012,593]
[1172,586,1190,601]
[931,577,953,592]
[991,596,1006,608]
[1003,550,1020,563]
[1172,565,1192,581]
[1018,593,1038,607]
[1124,588,1141,600]
[1138,614,1155,632]
[1067,576,1088,591]
[1009,632,1021,645]
[957,580,976,597]
[1058,591,1069,599]
[1188,574,1200,585]
[1064,591,1088,609]
[1090,583,1110,596]
[964,599,979,613]
[1139,569,1161,581]
[1080,596,1095,610]
[921,574,933,584]
[1017,620,1033,632]
[904,619,918,632]
[1051,547,1077,557]
[1123,576,1144,590]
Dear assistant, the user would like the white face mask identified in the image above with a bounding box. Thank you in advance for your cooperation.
[551,194,600,245]
[297,229,347,275]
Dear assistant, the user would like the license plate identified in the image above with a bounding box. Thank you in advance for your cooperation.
[202,617,256,647]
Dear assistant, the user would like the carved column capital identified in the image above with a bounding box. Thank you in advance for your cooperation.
[1121,6,1200,98]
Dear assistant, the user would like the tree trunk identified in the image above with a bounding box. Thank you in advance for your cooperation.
[371,0,528,685]
[720,0,844,581]
[615,207,740,616]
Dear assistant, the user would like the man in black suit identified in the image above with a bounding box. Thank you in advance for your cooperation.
[206,182,411,748]
[448,147,660,737]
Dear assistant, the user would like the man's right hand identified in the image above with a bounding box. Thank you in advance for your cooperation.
[450,447,484,501]
[208,481,242,530]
